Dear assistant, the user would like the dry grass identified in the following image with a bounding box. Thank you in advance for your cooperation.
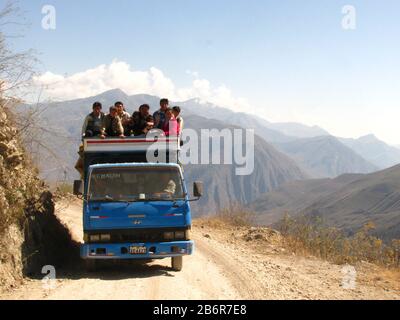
[277,214,400,269]
[54,181,73,197]
[197,205,400,275]
[207,203,255,227]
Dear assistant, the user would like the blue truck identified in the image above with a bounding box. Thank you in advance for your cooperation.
[73,136,202,271]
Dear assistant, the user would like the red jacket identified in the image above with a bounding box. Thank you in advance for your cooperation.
[162,118,179,136]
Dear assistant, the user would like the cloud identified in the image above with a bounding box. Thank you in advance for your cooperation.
[33,60,249,111]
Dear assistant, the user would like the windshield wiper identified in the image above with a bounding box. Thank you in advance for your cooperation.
[89,195,128,202]
[143,196,185,202]
[141,197,185,202]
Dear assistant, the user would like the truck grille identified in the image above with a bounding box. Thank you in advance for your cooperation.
[85,227,189,243]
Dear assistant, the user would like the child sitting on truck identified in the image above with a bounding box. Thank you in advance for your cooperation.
[172,106,183,135]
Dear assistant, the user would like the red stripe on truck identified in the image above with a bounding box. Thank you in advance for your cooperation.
[86,139,176,144]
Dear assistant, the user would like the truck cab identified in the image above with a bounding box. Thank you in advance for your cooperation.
[73,136,202,271]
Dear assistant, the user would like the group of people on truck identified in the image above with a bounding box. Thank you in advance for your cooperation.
[81,98,184,138]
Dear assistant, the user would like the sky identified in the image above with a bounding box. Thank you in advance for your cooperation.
[3,0,400,145]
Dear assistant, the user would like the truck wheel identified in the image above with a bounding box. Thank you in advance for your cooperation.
[85,259,97,272]
[171,256,183,271]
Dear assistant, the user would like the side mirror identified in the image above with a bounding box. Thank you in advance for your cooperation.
[193,181,203,198]
[73,180,83,196]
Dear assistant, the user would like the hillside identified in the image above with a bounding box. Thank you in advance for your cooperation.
[339,134,400,169]
[251,164,400,241]
[262,122,330,138]
[178,99,331,141]
[178,99,296,143]
[250,173,364,225]
[302,164,400,240]
[184,115,308,213]
[0,100,77,292]
[275,135,378,177]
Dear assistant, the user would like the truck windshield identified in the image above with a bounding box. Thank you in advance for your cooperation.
[88,166,185,202]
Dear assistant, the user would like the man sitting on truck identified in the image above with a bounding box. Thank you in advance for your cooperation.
[131,104,154,136]
[153,98,169,129]
[81,101,105,137]
[152,173,177,199]
[115,101,132,136]
[100,106,125,138]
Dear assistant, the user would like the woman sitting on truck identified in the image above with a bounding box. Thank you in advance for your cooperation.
[162,107,179,136]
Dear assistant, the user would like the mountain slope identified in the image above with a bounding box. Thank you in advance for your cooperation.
[178,99,330,141]
[250,173,364,225]
[0,100,78,292]
[173,98,378,179]
[251,164,400,241]
[275,135,378,178]
[178,99,296,143]
[301,164,400,240]
[184,115,308,213]
[339,134,400,169]
[265,122,330,138]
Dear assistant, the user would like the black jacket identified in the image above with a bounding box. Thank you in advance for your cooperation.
[132,112,154,136]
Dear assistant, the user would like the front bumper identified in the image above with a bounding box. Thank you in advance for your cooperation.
[80,240,194,259]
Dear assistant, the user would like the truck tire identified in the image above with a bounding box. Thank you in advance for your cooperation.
[85,259,97,272]
[171,256,183,271]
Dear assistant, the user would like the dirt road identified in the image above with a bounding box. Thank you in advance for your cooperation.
[1,200,399,300]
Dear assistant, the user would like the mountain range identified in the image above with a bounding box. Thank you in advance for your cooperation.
[175,97,399,175]
[274,135,378,177]
[338,134,400,169]
[17,89,400,238]
[251,165,400,241]
[19,89,308,213]
[183,114,307,213]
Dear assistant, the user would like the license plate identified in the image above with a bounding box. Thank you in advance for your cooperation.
[129,246,147,254]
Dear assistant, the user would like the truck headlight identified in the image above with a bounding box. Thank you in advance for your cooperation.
[90,234,100,242]
[163,232,174,240]
[174,231,185,239]
[100,234,111,241]
[185,229,191,240]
